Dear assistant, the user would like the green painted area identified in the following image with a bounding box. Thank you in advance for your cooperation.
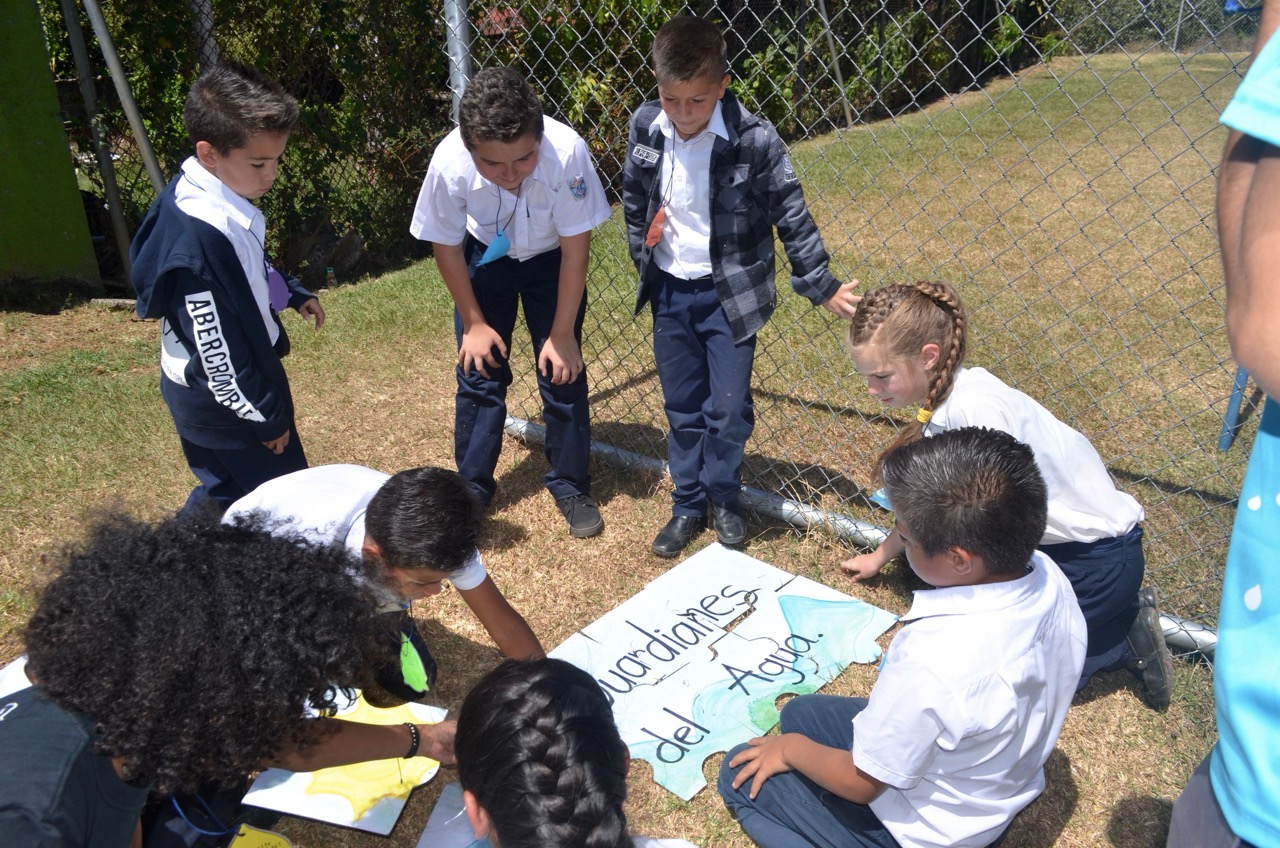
[0,0,98,283]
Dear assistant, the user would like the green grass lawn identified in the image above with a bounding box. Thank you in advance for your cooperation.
[0,48,1243,847]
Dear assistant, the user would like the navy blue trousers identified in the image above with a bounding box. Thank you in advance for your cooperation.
[1040,525,1146,688]
[178,426,307,516]
[719,696,900,848]
[651,270,755,516]
[453,238,591,504]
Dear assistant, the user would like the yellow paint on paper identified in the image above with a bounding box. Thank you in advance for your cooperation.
[303,696,440,821]
[229,824,292,848]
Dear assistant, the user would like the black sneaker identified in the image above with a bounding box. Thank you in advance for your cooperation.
[1126,587,1173,711]
[556,494,604,538]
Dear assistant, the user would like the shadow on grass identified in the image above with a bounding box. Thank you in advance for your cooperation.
[1005,749,1078,847]
[1107,794,1173,847]
[0,277,105,315]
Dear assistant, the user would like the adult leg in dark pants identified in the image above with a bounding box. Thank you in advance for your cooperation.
[651,271,755,553]
[178,426,307,517]
[718,695,899,848]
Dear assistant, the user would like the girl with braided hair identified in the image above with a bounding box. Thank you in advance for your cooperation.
[455,658,695,848]
[841,280,1173,710]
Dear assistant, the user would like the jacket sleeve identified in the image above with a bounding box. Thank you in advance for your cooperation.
[760,125,841,305]
[163,264,294,442]
[622,112,651,271]
[285,273,317,311]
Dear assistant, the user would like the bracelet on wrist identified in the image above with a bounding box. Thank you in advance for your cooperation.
[402,722,420,759]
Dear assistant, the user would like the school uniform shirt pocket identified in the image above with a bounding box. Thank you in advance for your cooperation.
[715,165,752,213]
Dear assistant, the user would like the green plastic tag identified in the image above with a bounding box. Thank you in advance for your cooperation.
[400,632,429,693]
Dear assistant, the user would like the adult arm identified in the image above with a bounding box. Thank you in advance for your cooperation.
[458,576,546,660]
[1219,0,1280,396]
[266,717,457,772]
[728,733,887,804]
[434,240,507,379]
[537,230,590,385]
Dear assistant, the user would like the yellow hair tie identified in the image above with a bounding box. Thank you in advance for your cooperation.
[916,408,933,424]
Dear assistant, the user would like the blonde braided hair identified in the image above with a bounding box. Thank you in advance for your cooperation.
[847,281,967,482]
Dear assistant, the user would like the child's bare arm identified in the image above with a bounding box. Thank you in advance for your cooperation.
[842,528,905,582]
[728,733,887,804]
[266,717,457,771]
[458,576,545,660]
[434,241,507,378]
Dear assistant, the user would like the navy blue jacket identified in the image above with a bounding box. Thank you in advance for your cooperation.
[622,91,840,342]
[131,178,313,449]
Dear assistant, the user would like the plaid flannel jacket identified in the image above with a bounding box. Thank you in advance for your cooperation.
[622,91,840,342]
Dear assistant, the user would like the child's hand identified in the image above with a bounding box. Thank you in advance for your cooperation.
[841,552,885,582]
[297,297,326,329]
[419,719,457,765]
[538,331,584,385]
[729,735,794,799]
[822,279,862,319]
[459,324,508,378]
[262,429,291,455]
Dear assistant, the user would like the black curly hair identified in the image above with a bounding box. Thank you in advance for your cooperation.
[23,511,390,794]
[365,466,481,573]
[456,658,631,848]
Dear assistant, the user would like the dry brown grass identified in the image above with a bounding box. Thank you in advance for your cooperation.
[1,255,1213,847]
[0,48,1232,848]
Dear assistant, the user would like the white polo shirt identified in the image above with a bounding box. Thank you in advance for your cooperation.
[224,465,488,611]
[409,116,610,260]
[173,156,278,345]
[926,367,1144,544]
[649,101,728,280]
[855,552,1086,848]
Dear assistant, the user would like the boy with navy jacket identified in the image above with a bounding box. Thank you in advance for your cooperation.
[132,61,323,514]
[622,15,860,557]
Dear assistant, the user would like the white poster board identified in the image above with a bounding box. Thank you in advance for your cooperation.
[243,692,446,835]
[549,544,897,799]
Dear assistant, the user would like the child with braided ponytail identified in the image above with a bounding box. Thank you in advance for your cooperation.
[455,658,696,848]
[842,280,1173,710]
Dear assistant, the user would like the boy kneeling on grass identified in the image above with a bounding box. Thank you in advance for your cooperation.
[719,426,1087,848]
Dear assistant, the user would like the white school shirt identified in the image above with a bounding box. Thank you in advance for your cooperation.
[223,464,488,611]
[409,116,610,260]
[925,367,1144,544]
[650,101,728,280]
[173,156,278,345]
[855,552,1086,848]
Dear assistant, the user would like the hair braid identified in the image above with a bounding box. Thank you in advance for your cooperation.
[848,281,969,484]
[456,659,632,848]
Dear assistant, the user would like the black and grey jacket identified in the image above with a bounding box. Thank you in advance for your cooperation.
[622,90,840,342]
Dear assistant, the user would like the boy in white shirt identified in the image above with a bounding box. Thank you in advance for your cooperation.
[132,62,324,514]
[410,67,611,538]
[719,427,1087,848]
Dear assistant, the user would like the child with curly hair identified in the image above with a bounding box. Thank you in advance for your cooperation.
[0,512,454,845]
[841,280,1172,710]
[455,658,694,848]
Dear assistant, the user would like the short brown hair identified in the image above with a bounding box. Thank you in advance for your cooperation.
[184,61,299,154]
[652,16,728,85]
[458,67,544,149]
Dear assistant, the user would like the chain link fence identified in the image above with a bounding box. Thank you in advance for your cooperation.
[43,0,1260,649]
